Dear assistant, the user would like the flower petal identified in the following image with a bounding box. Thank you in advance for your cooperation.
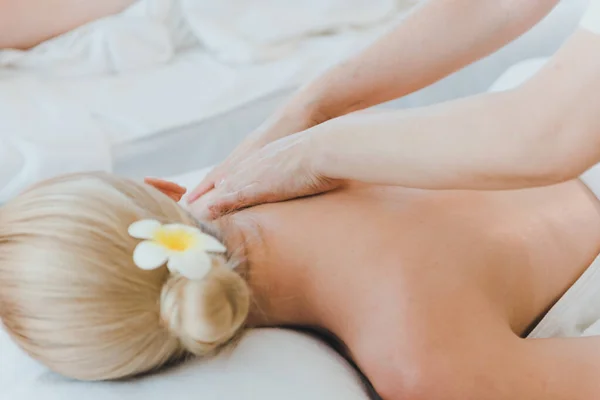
[200,233,227,253]
[168,250,212,280]
[133,241,169,270]
[129,219,162,239]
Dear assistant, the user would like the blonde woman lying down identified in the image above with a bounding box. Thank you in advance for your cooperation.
[1,171,600,399]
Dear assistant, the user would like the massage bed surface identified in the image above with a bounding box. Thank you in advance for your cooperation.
[1,328,372,400]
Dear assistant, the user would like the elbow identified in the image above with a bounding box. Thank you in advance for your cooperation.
[526,129,599,187]
[512,136,594,189]
[515,139,588,187]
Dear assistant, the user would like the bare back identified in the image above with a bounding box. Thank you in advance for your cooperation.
[208,179,600,393]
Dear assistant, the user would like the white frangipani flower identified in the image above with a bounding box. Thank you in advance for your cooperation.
[128,219,226,280]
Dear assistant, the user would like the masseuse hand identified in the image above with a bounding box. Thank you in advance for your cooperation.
[186,0,570,215]
[187,104,329,205]
[190,130,341,220]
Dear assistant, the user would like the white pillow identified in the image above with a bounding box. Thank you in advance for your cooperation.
[1,327,370,400]
[0,167,371,400]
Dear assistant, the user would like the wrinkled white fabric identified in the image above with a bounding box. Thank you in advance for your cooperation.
[0,0,416,73]
[0,77,112,202]
[181,0,415,63]
[0,0,190,76]
[0,1,416,202]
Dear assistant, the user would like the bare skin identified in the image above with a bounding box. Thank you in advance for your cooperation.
[0,0,137,49]
[189,0,563,202]
[187,179,600,399]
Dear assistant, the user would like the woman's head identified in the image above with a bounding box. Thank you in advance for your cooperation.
[0,172,250,381]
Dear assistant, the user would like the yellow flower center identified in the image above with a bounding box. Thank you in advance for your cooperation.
[153,228,196,252]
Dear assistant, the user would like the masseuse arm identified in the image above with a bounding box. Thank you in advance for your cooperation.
[188,0,561,202]
[291,0,561,121]
[0,0,136,49]
[193,29,600,219]
[309,29,600,190]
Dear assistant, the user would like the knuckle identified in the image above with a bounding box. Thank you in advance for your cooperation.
[235,191,247,205]
[207,203,224,219]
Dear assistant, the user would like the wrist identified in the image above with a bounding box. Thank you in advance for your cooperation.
[303,119,340,181]
[287,74,363,127]
[282,89,333,127]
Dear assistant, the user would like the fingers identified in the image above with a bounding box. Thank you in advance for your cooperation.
[187,174,218,204]
[187,139,264,204]
[190,181,263,220]
[145,178,187,202]
[187,181,215,203]
[164,191,186,202]
[204,184,264,220]
[145,178,187,194]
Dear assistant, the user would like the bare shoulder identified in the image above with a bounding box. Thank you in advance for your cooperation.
[344,273,516,400]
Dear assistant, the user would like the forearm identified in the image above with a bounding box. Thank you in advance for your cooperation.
[288,0,560,122]
[310,30,600,191]
[310,91,545,190]
[0,0,136,49]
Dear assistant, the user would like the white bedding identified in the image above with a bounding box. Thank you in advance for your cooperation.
[0,0,590,203]
[0,166,373,400]
[0,0,590,200]
[0,0,417,203]
[1,328,371,400]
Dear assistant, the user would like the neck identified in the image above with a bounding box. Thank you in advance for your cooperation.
[213,211,329,331]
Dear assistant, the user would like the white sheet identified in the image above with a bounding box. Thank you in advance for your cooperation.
[0,0,416,203]
[180,0,413,63]
[0,166,372,400]
[0,0,416,69]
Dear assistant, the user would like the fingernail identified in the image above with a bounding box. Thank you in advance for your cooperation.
[215,179,225,188]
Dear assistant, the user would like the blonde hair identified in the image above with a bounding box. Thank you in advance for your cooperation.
[0,172,250,381]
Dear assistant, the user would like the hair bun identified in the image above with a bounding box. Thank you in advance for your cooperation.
[160,264,250,355]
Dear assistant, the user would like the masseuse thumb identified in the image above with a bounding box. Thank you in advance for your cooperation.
[187,176,217,204]
[203,184,266,220]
